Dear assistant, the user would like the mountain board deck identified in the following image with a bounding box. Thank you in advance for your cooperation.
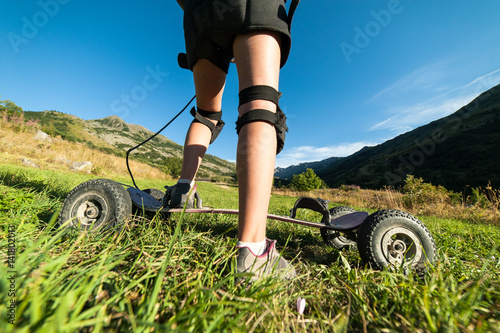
[127,187,368,231]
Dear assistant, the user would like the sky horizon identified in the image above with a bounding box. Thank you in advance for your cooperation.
[2,1,500,167]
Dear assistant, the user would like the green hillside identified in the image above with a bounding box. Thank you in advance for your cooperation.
[24,111,236,180]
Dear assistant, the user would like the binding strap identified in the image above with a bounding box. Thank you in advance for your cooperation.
[190,107,225,144]
[289,196,330,225]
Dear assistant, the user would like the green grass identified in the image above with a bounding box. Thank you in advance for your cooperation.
[0,165,499,332]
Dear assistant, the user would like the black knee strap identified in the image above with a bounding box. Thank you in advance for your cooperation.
[236,85,288,155]
[190,107,225,144]
[239,85,280,106]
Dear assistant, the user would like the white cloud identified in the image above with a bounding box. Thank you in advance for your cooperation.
[275,142,376,168]
[463,68,500,88]
[370,93,477,132]
[370,67,500,132]
[369,60,454,102]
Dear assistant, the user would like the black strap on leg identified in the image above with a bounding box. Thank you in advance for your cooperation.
[235,108,288,155]
[190,107,225,144]
[236,109,278,134]
[236,85,288,155]
[239,85,280,106]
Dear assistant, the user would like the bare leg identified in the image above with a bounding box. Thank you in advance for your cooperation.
[233,31,281,243]
[179,59,227,181]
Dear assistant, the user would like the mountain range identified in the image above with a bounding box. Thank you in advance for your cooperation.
[23,83,499,191]
[275,83,500,192]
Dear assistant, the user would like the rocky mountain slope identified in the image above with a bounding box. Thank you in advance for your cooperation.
[24,111,235,179]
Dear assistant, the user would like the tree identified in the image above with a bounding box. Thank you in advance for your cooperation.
[164,157,183,178]
[0,98,23,116]
[290,168,326,191]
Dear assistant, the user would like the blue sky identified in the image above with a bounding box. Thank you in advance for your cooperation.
[2,1,500,167]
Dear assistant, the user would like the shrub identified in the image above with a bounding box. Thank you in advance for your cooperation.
[467,182,500,210]
[401,175,451,209]
[468,187,490,208]
[339,184,361,192]
[0,99,41,133]
[273,178,285,189]
[484,182,500,210]
[0,98,23,116]
[1,109,40,133]
[164,157,183,178]
[290,168,326,191]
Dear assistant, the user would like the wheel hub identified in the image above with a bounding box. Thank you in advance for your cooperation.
[75,200,103,226]
[84,204,100,219]
[381,227,423,267]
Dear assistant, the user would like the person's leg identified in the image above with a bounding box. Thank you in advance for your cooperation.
[234,31,295,280]
[179,59,227,182]
[169,59,226,208]
[233,31,281,243]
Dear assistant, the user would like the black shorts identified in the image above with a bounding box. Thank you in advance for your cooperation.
[183,0,292,73]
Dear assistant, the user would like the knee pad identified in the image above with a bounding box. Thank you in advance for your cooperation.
[190,107,225,144]
[235,85,288,155]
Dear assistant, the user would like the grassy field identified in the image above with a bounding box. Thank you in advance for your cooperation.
[0,163,499,332]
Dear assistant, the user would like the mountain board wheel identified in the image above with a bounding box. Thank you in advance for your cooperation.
[321,206,358,249]
[357,209,436,274]
[59,179,132,232]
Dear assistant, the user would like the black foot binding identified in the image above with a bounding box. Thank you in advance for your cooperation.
[163,183,202,209]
